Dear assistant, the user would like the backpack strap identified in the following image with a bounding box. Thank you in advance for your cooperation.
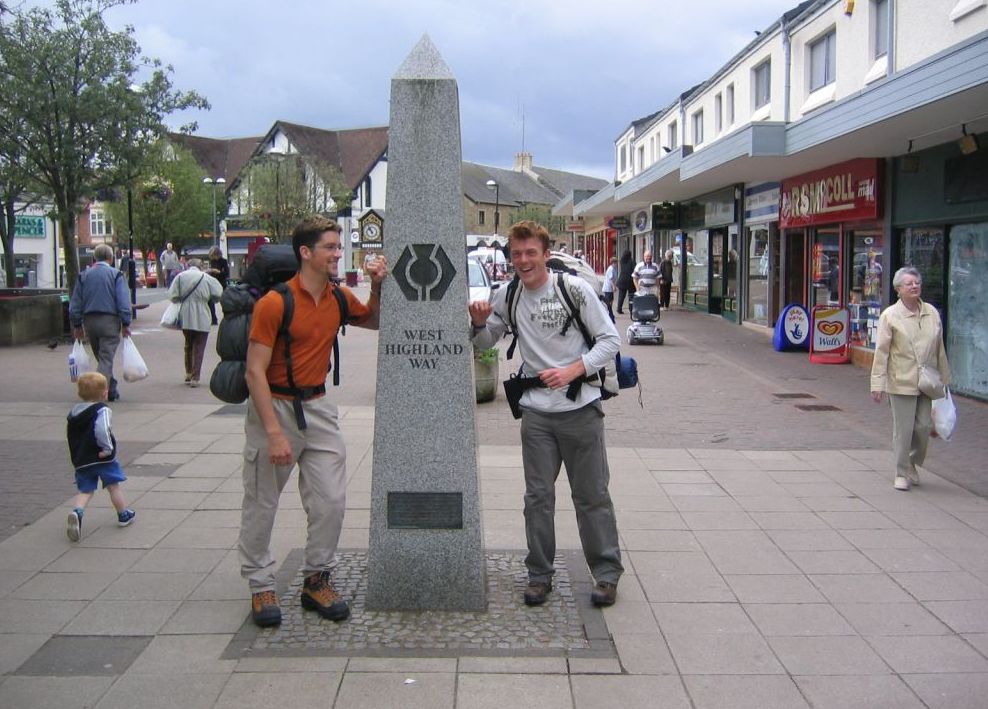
[553,273,606,400]
[503,275,521,360]
[268,283,308,430]
[329,285,349,387]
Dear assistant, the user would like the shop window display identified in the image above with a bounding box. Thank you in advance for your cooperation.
[810,229,840,307]
[686,231,709,305]
[746,227,770,325]
[848,229,884,348]
[947,223,987,399]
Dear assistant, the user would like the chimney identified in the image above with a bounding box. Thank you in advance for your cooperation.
[514,151,534,175]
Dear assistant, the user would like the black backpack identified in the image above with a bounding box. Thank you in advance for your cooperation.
[209,244,349,428]
[502,271,638,401]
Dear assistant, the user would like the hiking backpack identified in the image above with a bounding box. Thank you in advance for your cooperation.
[502,271,638,401]
[208,244,349,423]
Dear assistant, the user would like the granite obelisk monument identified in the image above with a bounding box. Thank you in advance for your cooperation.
[366,36,486,611]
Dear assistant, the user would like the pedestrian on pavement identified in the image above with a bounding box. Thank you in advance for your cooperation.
[65,371,135,542]
[168,259,223,387]
[870,266,951,491]
[659,249,674,309]
[68,244,131,402]
[615,250,635,314]
[601,256,617,322]
[469,220,624,609]
[633,250,660,296]
[206,246,230,325]
[160,242,181,288]
[239,215,388,628]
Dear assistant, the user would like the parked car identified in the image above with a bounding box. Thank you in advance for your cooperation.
[467,255,496,303]
[139,269,157,288]
[546,251,603,294]
[469,246,510,281]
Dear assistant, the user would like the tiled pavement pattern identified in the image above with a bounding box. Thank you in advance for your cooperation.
[2,293,988,707]
[1,402,988,707]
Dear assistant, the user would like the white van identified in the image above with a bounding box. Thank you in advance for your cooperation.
[469,246,509,281]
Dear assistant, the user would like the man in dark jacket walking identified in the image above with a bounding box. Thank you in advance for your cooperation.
[615,251,635,314]
[69,244,132,401]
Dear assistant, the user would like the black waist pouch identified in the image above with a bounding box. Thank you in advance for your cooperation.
[502,375,545,419]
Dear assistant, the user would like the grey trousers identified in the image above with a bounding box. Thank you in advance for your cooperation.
[889,393,933,480]
[83,313,122,395]
[238,395,348,593]
[520,402,623,585]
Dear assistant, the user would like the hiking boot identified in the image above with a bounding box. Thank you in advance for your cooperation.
[66,508,83,542]
[251,590,282,627]
[523,580,552,606]
[301,571,350,621]
[591,581,618,607]
[117,509,136,527]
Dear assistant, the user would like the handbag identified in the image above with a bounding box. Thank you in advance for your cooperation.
[910,333,945,400]
[917,364,946,400]
[160,274,205,331]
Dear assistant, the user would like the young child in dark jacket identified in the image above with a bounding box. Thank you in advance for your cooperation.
[65,371,135,541]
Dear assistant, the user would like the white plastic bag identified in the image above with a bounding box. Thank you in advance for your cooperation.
[68,339,92,382]
[160,302,182,330]
[121,337,149,382]
[932,388,957,441]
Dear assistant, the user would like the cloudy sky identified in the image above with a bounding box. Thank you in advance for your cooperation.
[101,0,796,179]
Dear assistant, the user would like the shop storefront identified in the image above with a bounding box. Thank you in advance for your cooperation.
[780,159,885,365]
[743,183,781,328]
[582,216,614,273]
[893,135,988,401]
[609,215,633,262]
[679,186,740,317]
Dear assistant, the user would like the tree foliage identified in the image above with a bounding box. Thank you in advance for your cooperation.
[0,0,208,289]
[240,153,353,242]
[104,142,213,278]
[510,203,568,237]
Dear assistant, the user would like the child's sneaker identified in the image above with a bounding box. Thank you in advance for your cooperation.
[66,508,83,542]
[117,509,136,527]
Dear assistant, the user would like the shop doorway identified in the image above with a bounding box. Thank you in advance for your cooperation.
[709,229,725,315]
[784,229,806,307]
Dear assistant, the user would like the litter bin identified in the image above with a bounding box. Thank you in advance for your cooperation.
[345,270,358,287]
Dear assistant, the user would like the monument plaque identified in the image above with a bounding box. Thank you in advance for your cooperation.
[366,36,486,611]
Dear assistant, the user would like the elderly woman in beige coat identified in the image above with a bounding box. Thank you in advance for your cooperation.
[168,258,223,387]
[870,266,951,491]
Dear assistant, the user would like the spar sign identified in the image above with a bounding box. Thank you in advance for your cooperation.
[810,306,850,364]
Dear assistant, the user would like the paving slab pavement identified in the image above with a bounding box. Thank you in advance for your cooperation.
[1,292,987,707]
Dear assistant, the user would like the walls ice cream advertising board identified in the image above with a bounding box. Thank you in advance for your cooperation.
[810,306,850,364]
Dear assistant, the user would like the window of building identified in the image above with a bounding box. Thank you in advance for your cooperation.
[363,177,372,207]
[90,209,111,238]
[714,94,723,134]
[619,144,627,174]
[637,145,645,172]
[479,210,486,226]
[726,83,735,125]
[810,29,837,92]
[692,110,704,145]
[667,121,678,151]
[874,0,889,58]
[753,61,771,109]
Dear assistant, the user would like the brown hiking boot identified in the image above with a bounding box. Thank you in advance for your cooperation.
[591,581,618,607]
[301,571,350,621]
[523,580,552,606]
[251,590,281,627]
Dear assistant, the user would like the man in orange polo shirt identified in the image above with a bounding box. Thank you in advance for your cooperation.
[239,215,388,627]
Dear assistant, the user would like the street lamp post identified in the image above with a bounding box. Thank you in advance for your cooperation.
[485,179,500,237]
[202,177,226,250]
[126,187,136,309]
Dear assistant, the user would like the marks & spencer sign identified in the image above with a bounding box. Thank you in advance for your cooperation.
[780,158,882,229]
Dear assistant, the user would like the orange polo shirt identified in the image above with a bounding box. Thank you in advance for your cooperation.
[249,275,371,398]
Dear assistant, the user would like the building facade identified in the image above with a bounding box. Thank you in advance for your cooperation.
[556,0,988,399]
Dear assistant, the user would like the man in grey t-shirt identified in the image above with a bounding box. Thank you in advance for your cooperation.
[470,221,624,608]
